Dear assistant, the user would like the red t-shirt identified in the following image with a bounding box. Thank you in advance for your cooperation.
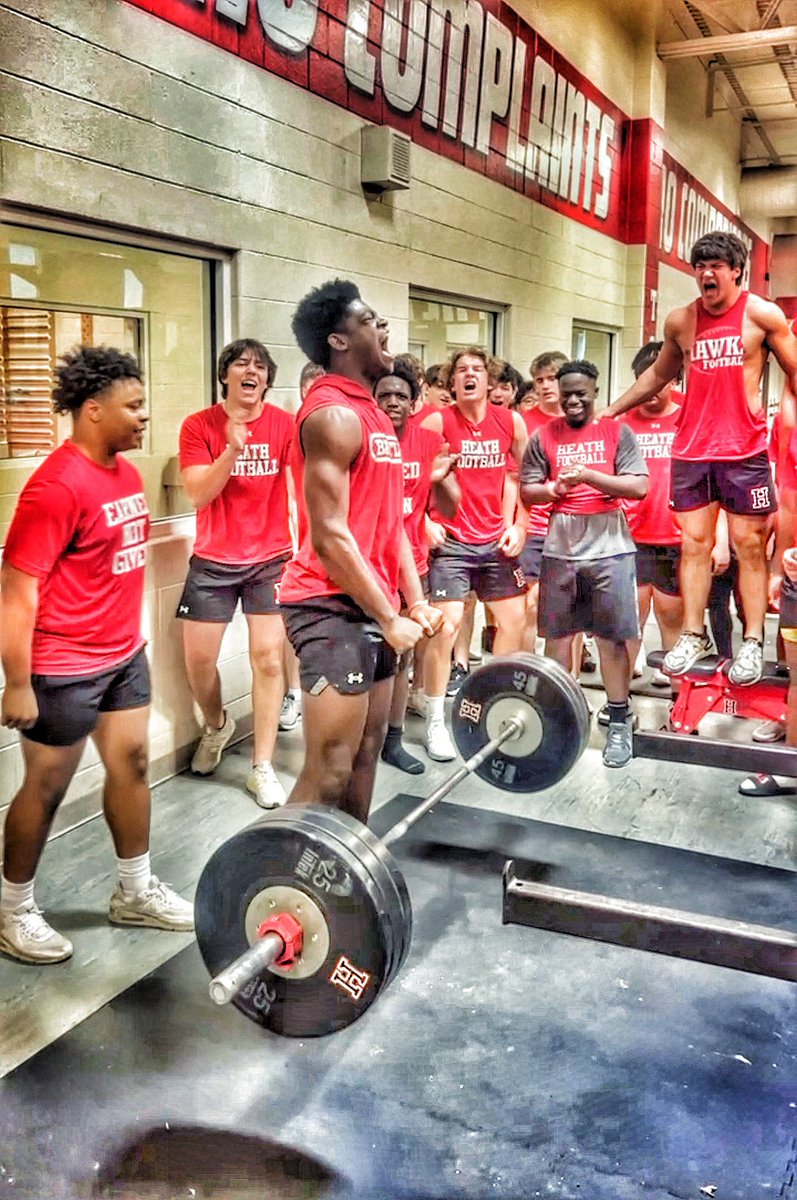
[399,420,443,577]
[279,375,404,607]
[535,418,625,515]
[676,291,767,461]
[179,402,294,565]
[433,404,515,544]
[620,400,682,545]
[3,440,149,675]
[521,406,558,537]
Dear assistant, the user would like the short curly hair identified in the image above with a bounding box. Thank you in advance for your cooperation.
[52,346,143,415]
[377,359,420,403]
[291,279,361,369]
[556,358,599,382]
[217,339,277,398]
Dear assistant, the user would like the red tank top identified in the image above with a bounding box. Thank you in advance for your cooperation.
[675,291,766,461]
[522,406,557,537]
[536,417,624,515]
[439,403,515,544]
[279,376,404,606]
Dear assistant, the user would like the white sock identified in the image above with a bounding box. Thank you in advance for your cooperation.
[117,852,152,897]
[426,696,445,724]
[1,876,35,915]
[288,688,301,702]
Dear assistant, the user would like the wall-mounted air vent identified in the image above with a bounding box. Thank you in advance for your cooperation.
[360,126,412,193]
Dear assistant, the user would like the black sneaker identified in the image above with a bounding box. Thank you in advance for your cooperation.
[446,663,469,697]
[602,720,633,768]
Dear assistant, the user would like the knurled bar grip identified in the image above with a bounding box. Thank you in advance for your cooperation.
[383,715,526,847]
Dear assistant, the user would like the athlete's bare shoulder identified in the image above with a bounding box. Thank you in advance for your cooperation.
[662,302,696,340]
[746,292,790,335]
[663,302,695,351]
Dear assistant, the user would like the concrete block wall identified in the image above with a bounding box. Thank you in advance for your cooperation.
[0,0,752,822]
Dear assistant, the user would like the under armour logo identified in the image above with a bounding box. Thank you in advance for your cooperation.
[178,605,190,613]
[347,672,364,684]
[434,589,447,597]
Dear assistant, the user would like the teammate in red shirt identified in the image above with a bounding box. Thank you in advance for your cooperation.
[177,339,294,810]
[607,231,797,688]
[375,361,459,774]
[521,360,648,768]
[519,351,568,650]
[420,348,529,762]
[279,280,442,823]
[0,347,192,964]
[620,342,684,674]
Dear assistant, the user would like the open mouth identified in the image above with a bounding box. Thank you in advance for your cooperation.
[241,379,260,393]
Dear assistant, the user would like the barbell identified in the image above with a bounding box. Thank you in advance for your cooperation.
[194,653,591,1038]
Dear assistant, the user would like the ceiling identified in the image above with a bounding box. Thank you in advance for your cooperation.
[660,1,797,169]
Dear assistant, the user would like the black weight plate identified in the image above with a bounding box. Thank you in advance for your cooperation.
[195,807,397,1037]
[451,653,590,792]
[296,807,412,988]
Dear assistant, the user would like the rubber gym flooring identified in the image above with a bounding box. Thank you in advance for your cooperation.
[1,720,795,1200]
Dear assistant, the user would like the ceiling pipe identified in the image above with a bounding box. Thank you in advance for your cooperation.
[658,24,797,58]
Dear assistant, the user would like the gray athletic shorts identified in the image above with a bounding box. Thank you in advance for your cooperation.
[538,553,640,642]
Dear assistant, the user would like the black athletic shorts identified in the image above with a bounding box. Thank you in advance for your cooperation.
[23,647,151,747]
[635,544,681,597]
[428,536,527,604]
[176,553,289,622]
[671,454,776,516]
[538,553,640,642]
[281,595,398,696]
[517,535,546,583]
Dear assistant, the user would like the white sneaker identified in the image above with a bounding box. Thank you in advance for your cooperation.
[191,711,235,775]
[246,762,287,809]
[278,693,300,732]
[663,631,713,675]
[0,901,73,963]
[108,877,194,931]
[425,719,456,762]
[406,690,427,718]
[728,638,764,687]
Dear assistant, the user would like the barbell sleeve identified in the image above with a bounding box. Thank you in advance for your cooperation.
[383,715,526,848]
[208,931,285,1006]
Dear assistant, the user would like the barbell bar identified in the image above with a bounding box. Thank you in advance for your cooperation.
[205,713,524,1009]
[205,713,527,1008]
[195,653,591,1037]
[195,650,797,1039]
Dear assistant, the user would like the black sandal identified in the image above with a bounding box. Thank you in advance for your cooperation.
[738,773,797,797]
